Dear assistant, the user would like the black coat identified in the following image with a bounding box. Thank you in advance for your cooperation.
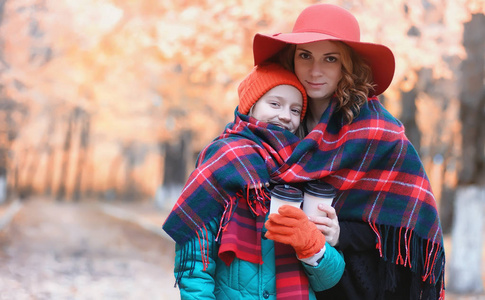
[315,221,440,300]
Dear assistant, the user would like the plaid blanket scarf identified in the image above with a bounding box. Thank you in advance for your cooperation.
[163,96,445,299]
[163,111,308,299]
[275,96,445,298]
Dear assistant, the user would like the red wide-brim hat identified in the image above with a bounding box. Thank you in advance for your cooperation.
[253,4,395,96]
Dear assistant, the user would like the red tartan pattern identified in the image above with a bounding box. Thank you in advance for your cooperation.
[163,97,445,298]
[275,97,444,293]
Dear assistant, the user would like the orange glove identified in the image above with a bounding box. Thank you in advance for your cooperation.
[265,205,325,259]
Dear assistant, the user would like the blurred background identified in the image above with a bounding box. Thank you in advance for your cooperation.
[0,0,484,299]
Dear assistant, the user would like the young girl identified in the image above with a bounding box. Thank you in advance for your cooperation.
[252,4,445,300]
[163,63,345,300]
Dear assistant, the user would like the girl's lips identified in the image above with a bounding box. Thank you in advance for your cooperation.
[269,122,290,131]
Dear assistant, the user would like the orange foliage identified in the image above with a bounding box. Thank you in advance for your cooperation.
[1,0,484,199]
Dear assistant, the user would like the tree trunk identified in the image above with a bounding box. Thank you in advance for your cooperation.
[449,13,485,295]
[161,131,192,205]
[123,143,137,201]
[56,115,74,201]
[458,14,485,185]
[73,115,90,202]
[43,117,56,196]
[106,155,123,200]
[0,174,5,203]
[448,186,484,294]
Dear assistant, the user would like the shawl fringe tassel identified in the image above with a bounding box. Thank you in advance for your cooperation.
[371,223,445,299]
[176,183,269,287]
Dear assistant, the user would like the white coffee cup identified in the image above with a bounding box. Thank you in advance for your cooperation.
[302,181,336,217]
[269,185,303,215]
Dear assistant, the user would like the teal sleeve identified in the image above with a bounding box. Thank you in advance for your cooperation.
[174,219,220,300]
[303,242,345,292]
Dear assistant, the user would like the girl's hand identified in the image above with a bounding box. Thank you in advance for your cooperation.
[265,205,325,259]
[308,204,340,247]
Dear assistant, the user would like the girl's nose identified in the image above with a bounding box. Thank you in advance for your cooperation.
[279,109,291,121]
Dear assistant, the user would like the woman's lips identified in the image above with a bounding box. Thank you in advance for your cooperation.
[306,81,325,89]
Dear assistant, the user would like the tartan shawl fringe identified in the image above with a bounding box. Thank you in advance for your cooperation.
[216,186,270,243]
[372,223,445,290]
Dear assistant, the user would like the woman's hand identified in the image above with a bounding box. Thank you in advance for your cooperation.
[308,204,340,247]
[248,182,270,189]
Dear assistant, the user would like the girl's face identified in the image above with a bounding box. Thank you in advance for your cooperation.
[250,84,303,133]
[293,40,343,102]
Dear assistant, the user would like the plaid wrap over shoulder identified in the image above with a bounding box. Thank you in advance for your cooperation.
[163,96,445,299]
[163,111,300,246]
[276,96,445,297]
[163,111,309,299]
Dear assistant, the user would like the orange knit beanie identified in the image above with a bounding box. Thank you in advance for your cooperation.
[237,63,307,121]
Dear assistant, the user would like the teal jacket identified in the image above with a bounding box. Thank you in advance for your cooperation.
[174,218,345,300]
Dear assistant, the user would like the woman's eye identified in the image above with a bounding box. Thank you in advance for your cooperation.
[326,56,338,63]
[298,52,311,60]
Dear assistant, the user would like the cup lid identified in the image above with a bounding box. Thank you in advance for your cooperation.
[271,185,303,202]
[304,181,336,197]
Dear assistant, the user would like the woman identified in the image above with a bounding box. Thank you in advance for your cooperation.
[252,4,445,300]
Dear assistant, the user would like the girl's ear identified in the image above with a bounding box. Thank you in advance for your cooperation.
[248,105,254,117]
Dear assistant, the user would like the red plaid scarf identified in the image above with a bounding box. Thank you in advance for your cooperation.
[164,96,445,298]
[164,111,308,299]
[218,191,310,299]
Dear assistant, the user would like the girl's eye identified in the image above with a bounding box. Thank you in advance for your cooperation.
[325,56,338,63]
[270,102,280,107]
[291,108,302,115]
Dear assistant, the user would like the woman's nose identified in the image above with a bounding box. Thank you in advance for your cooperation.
[310,61,323,76]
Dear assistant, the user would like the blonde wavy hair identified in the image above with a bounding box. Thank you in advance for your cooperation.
[270,41,375,124]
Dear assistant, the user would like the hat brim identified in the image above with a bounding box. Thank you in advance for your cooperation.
[253,33,395,96]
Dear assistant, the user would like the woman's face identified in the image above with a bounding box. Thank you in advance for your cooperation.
[250,84,303,133]
[293,40,343,102]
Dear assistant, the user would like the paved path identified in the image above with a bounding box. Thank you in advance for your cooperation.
[0,198,179,300]
[1,197,485,299]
